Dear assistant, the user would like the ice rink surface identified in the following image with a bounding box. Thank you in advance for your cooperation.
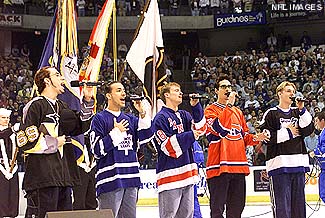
[136,203,325,218]
[17,202,325,217]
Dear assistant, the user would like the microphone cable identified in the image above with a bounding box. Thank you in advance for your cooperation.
[305,156,323,217]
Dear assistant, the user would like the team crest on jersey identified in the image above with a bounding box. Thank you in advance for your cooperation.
[167,118,184,133]
[117,134,133,155]
[207,118,214,126]
[280,117,298,128]
[225,124,243,141]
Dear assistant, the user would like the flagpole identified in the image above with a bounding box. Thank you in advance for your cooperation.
[131,0,151,43]
[113,2,117,81]
[121,0,151,82]
[9,147,18,173]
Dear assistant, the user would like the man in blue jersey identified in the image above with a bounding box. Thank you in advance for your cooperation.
[90,81,153,218]
[260,81,314,218]
[309,111,325,203]
[153,82,206,218]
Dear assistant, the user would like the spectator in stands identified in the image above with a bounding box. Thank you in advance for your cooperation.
[258,51,269,66]
[282,31,293,51]
[20,44,30,59]
[0,108,19,218]
[317,95,324,111]
[244,93,260,110]
[159,0,169,16]
[255,73,266,87]
[210,0,220,15]
[199,0,209,15]
[220,0,229,13]
[170,0,179,15]
[118,40,128,58]
[130,0,140,16]
[191,0,200,15]
[267,32,277,49]
[0,93,8,108]
[87,1,95,16]
[77,0,86,16]
[11,44,20,57]
[304,130,318,153]
[310,98,319,117]
[118,0,126,16]
[182,45,191,71]
[300,31,312,52]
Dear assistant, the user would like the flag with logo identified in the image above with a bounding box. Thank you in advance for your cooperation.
[38,0,83,163]
[126,0,165,116]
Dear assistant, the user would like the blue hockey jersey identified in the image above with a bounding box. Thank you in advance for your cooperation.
[90,109,153,196]
[153,103,206,193]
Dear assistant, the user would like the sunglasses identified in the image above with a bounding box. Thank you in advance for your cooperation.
[219,85,232,89]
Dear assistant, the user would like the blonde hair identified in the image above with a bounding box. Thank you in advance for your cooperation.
[276,81,296,97]
[159,82,180,104]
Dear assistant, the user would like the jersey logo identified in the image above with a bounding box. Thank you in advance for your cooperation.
[117,134,133,156]
[46,113,60,127]
[280,117,298,128]
[225,124,243,141]
[167,118,184,133]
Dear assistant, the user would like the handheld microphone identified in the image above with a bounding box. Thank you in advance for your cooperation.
[183,94,208,100]
[125,96,145,102]
[70,80,105,87]
[290,96,309,103]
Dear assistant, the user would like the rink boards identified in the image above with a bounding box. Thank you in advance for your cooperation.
[17,166,320,213]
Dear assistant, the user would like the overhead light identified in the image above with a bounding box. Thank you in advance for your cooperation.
[180,31,187,35]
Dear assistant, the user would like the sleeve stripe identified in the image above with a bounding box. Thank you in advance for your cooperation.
[161,135,182,158]
[287,128,293,139]
[138,115,151,130]
[99,138,106,156]
[299,109,312,128]
[193,117,206,130]
[212,118,229,137]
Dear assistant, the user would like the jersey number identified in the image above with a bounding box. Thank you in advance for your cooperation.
[17,126,39,147]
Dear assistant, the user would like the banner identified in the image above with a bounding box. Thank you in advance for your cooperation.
[214,11,266,28]
[0,14,22,26]
[268,3,324,20]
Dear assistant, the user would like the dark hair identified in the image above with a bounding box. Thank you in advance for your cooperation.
[214,75,230,89]
[105,81,121,94]
[34,66,56,94]
[315,111,325,121]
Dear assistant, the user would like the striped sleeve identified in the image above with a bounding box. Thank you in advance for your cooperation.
[191,103,207,133]
[205,105,233,137]
[90,114,115,158]
[137,114,154,145]
[260,108,291,145]
[80,97,95,121]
